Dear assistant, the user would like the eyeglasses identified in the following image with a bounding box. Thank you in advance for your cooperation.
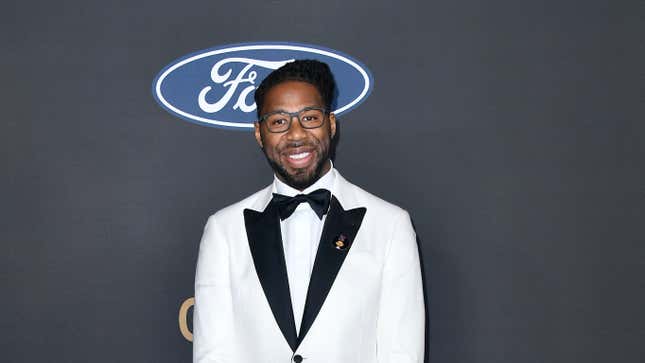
[259,107,328,133]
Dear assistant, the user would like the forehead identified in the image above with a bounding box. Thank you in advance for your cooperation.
[260,81,323,113]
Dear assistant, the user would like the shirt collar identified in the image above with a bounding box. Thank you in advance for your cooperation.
[273,160,336,197]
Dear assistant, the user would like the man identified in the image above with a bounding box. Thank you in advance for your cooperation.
[193,60,424,363]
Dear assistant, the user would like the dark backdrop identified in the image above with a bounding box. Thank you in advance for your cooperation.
[2,0,643,362]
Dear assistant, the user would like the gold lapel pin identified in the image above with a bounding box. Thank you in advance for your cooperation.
[334,234,348,250]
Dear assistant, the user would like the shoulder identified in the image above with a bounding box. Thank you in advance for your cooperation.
[336,173,409,220]
[204,185,272,228]
[336,174,417,255]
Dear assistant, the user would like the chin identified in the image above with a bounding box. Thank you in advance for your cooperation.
[281,170,318,190]
[272,160,327,190]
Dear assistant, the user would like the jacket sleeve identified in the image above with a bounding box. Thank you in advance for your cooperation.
[193,215,235,363]
[376,210,426,363]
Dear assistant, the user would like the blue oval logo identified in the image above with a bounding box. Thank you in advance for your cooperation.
[152,42,373,130]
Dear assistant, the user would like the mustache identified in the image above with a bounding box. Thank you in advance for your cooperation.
[279,140,317,150]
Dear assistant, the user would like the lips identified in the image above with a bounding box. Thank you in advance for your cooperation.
[289,152,310,160]
[283,149,315,168]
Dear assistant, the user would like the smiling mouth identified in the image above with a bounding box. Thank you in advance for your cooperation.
[288,152,311,160]
[284,150,315,168]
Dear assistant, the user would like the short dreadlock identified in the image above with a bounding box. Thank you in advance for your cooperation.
[254,59,336,118]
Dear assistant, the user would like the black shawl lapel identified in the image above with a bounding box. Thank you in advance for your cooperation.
[244,203,298,351]
[297,196,367,345]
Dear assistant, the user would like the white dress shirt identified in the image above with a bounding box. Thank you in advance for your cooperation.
[272,166,335,334]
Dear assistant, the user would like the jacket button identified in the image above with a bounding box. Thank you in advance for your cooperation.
[293,354,303,363]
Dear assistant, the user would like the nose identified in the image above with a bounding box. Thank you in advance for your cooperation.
[285,114,307,139]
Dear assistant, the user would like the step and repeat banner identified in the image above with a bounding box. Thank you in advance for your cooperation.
[2,0,643,362]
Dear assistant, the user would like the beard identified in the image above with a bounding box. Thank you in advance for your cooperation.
[262,139,332,191]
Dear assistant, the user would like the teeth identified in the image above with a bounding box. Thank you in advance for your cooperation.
[288,152,310,160]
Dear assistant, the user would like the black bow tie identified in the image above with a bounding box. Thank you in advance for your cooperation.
[272,189,331,221]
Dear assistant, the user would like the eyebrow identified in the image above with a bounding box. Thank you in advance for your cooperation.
[262,105,323,115]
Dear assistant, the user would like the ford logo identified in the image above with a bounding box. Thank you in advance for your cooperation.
[152,42,373,130]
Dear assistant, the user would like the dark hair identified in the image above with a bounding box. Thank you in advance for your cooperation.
[254,59,336,118]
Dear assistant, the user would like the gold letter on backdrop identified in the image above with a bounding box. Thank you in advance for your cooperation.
[179,297,194,342]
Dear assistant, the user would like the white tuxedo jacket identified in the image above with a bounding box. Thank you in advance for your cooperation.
[194,170,425,363]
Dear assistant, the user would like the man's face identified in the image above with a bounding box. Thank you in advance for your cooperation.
[254,81,336,191]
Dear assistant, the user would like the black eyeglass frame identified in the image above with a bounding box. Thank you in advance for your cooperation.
[258,106,329,133]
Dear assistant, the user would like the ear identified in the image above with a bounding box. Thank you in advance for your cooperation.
[254,121,263,148]
[329,113,337,138]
